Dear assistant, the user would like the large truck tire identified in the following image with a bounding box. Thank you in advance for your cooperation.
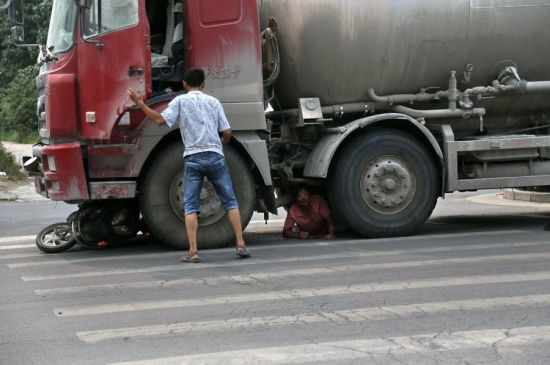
[328,129,439,237]
[140,142,256,249]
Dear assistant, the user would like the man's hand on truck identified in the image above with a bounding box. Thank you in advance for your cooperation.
[127,88,166,126]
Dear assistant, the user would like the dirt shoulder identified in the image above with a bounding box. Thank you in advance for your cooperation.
[0,178,46,202]
[0,142,44,202]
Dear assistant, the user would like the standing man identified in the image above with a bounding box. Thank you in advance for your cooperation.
[283,186,336,240]
[128,68,250,263]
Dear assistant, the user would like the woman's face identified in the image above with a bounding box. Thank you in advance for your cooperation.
[297,189,310,207]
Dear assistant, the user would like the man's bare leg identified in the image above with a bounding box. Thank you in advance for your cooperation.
[184,213,199,258]
[227,208,246,249]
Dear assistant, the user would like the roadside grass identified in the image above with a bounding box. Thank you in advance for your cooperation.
[0,142,25,181]
[0,130,39,144]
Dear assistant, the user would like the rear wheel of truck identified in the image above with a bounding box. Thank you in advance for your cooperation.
[140,142,256,249]
[328,129,439,237]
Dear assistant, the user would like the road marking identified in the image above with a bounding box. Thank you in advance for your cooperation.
[1,228,531,263]
[107,324,550,365]
[0,244,35,250]
[0,227,529,250]
[78,293,550,343]
[36,279,196,296]
[22,239,550,281]
[54,270,550,317]
[35,249,550,296]
[12,236,548,268]
[0,235,35,244]
[248,219,285,226]
[11,252,192,268]
[0,252,45,260]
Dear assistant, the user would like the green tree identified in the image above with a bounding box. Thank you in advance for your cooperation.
[0,0,52,142]
[0,65,37,142]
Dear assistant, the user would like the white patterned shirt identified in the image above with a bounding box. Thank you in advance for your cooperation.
[161,91,231,157]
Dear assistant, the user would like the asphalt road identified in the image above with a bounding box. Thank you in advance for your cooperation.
[2,192,550,364]
[0,200,277,238]
[0,201,77,237]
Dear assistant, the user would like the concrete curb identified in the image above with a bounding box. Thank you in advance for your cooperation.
[0,191,17,202]
[503,188,550,203]
[467,192,550,209]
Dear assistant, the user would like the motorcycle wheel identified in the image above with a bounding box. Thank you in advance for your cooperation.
[35,222,77,253]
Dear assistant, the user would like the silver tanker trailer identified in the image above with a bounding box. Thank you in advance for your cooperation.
[260,0,550,237]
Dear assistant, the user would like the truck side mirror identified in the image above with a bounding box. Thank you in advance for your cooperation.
[11,25,24,44]
[79,0,91,9]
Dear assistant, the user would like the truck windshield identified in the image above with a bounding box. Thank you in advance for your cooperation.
[46,0,78,53]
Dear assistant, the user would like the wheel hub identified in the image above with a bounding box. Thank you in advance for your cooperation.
[169,172,225,226]
[382,178,397,192]
[41,225,73,247]
[361,156,416,214]
[198,181,223,217]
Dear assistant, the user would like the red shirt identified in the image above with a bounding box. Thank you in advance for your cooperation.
[283,195,331,235]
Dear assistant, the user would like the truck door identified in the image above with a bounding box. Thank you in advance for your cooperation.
[185,0,265,130]
[77,0,151,140]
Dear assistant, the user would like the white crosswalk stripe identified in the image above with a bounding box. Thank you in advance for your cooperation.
[20,239,550,281]
[0,235,35,245]
[77,293,550,343]
[0,228,529,260]
[0,243,35,250]
[53,270,550,317]
[8,237,548,269]
[107,325,550,365]
[0,252,45,260]
[34,249,550,296]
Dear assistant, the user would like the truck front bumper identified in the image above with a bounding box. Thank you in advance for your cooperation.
[30,142,89,201]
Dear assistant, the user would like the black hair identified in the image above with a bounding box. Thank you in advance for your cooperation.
[293,184,311,196]
[184,68,205,87]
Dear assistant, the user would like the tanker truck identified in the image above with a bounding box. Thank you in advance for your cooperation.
[2,0,550,252]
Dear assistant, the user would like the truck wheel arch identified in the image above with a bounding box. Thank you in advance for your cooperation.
[135,128,181,182]
[138,130,272,185]
[304,113,445,195]
[230,131,277,214]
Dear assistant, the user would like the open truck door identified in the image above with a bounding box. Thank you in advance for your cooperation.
[77,0,151,140]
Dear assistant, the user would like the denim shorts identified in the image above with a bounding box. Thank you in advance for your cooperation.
[183,151,239,215]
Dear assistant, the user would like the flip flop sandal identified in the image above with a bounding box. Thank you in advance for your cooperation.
[180,255,201,263]
[235,247,250,258]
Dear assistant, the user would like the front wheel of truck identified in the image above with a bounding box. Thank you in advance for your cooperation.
[328,129,440,237]
[140,142,256,249]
